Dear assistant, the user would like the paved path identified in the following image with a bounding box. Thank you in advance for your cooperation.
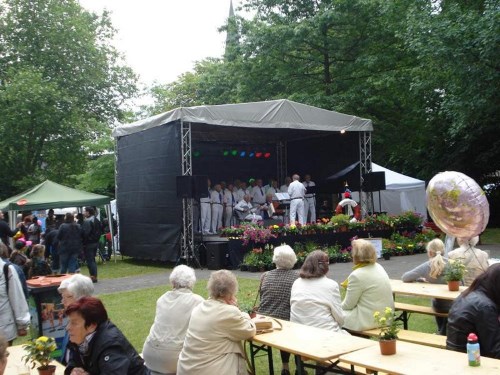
[93,244,500,296]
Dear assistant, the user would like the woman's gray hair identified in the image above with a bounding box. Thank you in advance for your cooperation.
[273,244,297,269]
[58,274,94,299]
[207,270,238,300]
[0,242,8,258]
[169,264,197,289]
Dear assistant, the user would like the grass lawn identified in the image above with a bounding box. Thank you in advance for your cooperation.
[78,256,171,279]
[481,227,500,244]
[98,279,439,374]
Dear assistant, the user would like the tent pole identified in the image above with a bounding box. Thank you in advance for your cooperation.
[8,209,17,249]
[104,204,116,263]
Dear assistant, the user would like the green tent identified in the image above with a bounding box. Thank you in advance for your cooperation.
[0,180,111,211]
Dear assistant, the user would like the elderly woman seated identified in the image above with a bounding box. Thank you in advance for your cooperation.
[142,265,204,375]
[341,239,394,331]
[258,245,299,375]
[65,296,149,374]
[177,270,256,374]
[58,274,95,364]
[291,250,345,332]
[448,236,489,286]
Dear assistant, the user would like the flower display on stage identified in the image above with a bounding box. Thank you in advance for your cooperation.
[241,225,277,246]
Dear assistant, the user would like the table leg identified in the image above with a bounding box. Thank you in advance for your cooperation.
[249,341,274,374]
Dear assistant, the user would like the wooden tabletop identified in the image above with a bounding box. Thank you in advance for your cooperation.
[251,317,376,362]
[339,340,500,374]
[5,345,65,375]
[390,279,467,300]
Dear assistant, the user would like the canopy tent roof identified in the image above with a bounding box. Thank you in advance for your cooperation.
[0,180,111,211]
[112,99,373,139]
[372,163,425,190]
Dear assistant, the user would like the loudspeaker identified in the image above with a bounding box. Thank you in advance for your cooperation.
[206,242,228,270]
[176,175,209,199]
[362,172,386,192]
[193,175,209,199]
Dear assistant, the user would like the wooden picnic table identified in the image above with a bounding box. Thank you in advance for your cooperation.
[5,345,66,375]
[390,279,467,300]
[249,317,376,374]
[339,340,500,374]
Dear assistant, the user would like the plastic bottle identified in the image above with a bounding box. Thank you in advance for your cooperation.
[466,333,481,367]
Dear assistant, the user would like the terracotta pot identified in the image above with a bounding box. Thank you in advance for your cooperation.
[38,365,56,375]
[379,339,397,355]
[448,280,460,291]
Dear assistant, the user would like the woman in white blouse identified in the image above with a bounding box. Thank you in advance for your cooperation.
[142,265,204,375]
[290,250,345,332]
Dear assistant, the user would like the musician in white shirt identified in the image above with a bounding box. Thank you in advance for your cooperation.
[210,184,224,233]
[250,179,266,205]
[234,195,262,223]
[224,184,238,227]
[303,174,316,223]
[288,174,306,225]
[200,179,212,234]
[280,176,292,193]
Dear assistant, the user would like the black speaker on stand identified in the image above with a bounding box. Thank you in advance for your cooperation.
[362,172,386,213]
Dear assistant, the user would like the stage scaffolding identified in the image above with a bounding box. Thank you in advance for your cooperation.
[359,131,374,216]
[180,124,373,261]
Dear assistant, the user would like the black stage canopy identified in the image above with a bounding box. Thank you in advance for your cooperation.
[113,100,373,261]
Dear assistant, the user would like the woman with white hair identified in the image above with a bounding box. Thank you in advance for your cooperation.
[177,270,256,375]
[258,245,299,375]
[402,238,452,335]
[143,265,204,375]
[448,236,489,286]
[57,273,94,364]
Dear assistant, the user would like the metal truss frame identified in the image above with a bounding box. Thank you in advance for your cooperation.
[180,120,195,264]
[359,131,374,216]
[276,141,287,185]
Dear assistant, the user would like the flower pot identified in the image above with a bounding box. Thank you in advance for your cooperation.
[448,280,460,291]
[383,253,391,260]
[38,365,57,375]
[379,339,397,355]
[248,266,259,272]
[240,264,248,272]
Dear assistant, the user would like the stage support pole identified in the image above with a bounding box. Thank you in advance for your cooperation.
[359,131,374,216]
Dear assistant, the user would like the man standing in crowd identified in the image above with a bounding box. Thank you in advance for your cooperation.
[210,184,224,233]
[280,176,292,192]
[303,174,317,223]
[288,174,306,225]
[0,210,16,250]
[82,207,100,283]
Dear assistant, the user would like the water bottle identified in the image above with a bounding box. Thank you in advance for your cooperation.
[466,333,480,367]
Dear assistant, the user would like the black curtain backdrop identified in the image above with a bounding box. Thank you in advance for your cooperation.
[116,123,361,261]
[116,123,182,261]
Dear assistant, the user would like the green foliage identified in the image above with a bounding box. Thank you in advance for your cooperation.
[0,0,137,198]
[22,336,57,369]
[373,307,401,340]
[443,258,467,282]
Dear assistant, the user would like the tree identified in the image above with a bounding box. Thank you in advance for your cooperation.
[0,0,137,198]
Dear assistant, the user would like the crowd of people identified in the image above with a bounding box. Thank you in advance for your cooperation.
[0,207,117,285]
[197,174,318,235]
[0,233,498,374]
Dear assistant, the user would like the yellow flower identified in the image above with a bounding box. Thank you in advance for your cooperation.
[380,317,387,324]
[38,336,49,343]
[373,311,380,318]
[273,225,279,229]
[384,307,393,315]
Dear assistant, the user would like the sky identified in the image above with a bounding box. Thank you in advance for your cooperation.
[79,0,243,93]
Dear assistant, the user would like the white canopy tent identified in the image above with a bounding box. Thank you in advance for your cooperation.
[351,163,427,219]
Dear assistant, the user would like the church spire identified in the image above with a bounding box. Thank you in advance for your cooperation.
[224,0,239,61]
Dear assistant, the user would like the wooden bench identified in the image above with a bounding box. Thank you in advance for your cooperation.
[394,302,448,329]
[348,328,446,349]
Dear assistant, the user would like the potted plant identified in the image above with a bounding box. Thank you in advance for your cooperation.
[330,214,351,232]
[23,336,57,375]
[373,307,400,355]
[443,258,466,291]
